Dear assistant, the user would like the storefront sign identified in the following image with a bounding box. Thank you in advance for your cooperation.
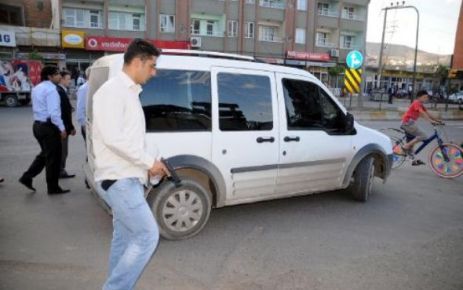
[62,30,85,48]
[286,51,330,62]
[86,36,190,52]
[86,36,131,52]
[0,31,16,47]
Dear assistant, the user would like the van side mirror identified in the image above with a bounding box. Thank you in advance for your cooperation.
[344,112,355,134]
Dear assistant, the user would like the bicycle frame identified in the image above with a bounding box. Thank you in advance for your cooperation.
[411,127,449,162]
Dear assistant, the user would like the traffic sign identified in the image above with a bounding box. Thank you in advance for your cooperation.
[346,50,363,69]
[343,68,362,94]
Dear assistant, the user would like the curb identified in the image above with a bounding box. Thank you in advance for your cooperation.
[351,109,463,121]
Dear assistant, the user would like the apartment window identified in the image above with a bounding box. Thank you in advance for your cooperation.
[341,35,355,49]
[245,22,255,38]
[259,26,280,42]
[0,4,24,26]
[246,0,256,3]
[109,11,145,31]
[160,14,175,33]
[342,6,355,19]
[316,32,328,46]
[227,20,238,37]
[63,8,102,29]
[297,0,307,11]
[317,3,329,15]
[191,19,221,36]
[295,28,305,44]
[206,20,219,36]
[89,10,101,28]
[191,19,200,35]
[260,0,285,9]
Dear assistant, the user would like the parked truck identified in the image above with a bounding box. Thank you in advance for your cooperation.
[0,60,42,107]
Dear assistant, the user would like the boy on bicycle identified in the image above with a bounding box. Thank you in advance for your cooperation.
[394,90,443,165]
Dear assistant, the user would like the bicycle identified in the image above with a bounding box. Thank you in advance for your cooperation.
[381,124,463,178]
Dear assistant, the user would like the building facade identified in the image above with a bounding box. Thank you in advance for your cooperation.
[1,0,370,81]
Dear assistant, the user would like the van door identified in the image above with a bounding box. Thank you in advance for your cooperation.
[211,67,279,202]
[275,73,354,195]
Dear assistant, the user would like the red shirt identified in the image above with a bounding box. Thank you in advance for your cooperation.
[402,100,427,123]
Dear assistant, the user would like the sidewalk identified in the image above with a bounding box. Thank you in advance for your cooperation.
[338,96,463,120]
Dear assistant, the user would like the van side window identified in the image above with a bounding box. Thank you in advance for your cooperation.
[283,79,344,133]
[218,73,273,131]
[140,70,212,132]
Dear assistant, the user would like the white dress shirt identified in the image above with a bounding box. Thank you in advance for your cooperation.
[92,71,158,184]
[32,80,65,131]
[76,81,88,127]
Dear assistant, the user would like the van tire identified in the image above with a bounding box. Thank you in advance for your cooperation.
[347,156,375,202]
[5,94,18,107]
[148,177,212,240]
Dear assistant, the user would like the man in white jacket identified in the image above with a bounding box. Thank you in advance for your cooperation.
[92,39,168,290]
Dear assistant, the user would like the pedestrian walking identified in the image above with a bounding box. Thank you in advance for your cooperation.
[92,39,168,290]
[76,67,90,141]
[19,66,70,194]
[56,70,76,178]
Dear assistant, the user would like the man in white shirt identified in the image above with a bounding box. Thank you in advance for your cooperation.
[92,39,168,290]
[76,67,90,141]
[19,66,70,194]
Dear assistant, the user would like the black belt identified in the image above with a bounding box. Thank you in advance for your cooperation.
[34,118,52,125]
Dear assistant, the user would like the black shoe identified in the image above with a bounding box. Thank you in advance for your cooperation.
[19,176,36,191]
[59,172,76,179]
[48,188,71,195]
[412,159,426,166]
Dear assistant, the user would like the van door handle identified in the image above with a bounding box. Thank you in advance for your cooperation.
[256,137,275,143]
[284,136,300,142]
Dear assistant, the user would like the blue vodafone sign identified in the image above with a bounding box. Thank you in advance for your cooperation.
[346,50,363,69]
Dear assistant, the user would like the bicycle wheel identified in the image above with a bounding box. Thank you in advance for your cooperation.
[429,143,463,178]
[390,136,406,169]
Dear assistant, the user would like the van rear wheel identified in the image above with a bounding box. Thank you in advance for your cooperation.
[148,177,212,240]
[5,95,18,107]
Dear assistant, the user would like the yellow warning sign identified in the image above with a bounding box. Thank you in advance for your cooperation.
[343,68,362,94]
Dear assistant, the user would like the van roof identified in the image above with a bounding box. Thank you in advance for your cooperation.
[91,50,318,81]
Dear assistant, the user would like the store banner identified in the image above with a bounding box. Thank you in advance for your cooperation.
[85,36,190,51]
[62,30,85,48]
[287,51,330,62]
[0,31,16,47]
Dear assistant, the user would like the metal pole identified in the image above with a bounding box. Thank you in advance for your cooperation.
[377,8,388,90]
[411,6,420,103]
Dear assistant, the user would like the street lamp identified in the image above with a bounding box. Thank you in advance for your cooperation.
[377,2,420,102]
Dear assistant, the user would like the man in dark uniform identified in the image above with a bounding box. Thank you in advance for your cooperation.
[19,66,70,194]
[56,70,76,178]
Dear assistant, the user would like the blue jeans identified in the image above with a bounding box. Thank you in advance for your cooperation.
[98,178,159,290]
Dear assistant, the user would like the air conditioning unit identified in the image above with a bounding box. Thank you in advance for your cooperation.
[330,48,339,57]
[190,37,202,48]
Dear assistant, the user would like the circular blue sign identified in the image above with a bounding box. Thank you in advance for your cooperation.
[346,50,363,69]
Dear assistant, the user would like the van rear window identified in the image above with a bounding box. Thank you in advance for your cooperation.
[140,70,212,132]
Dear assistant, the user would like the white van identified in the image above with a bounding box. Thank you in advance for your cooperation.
[84,50,393,240]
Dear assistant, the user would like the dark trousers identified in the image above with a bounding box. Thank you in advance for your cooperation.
[61,136,69,173]
[22,122,62,191]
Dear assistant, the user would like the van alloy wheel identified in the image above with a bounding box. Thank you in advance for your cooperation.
[148,178,212,240]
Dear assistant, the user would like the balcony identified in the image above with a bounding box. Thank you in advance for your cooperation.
[318,10,339,18]
[316,39,336,48]
[341,12,364,21]
[191,30,224,37]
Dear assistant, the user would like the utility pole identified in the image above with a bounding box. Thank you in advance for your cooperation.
[377,2,420,102]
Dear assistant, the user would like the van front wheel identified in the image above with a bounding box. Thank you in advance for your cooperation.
[148,178,212,240]
[347,156,375,202]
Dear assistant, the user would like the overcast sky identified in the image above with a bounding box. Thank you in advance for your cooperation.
[367,0,462,55]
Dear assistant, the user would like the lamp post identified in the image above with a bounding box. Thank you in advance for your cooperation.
[377,2,420,102]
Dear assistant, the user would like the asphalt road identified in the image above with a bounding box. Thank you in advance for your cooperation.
[1,106,462,290]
